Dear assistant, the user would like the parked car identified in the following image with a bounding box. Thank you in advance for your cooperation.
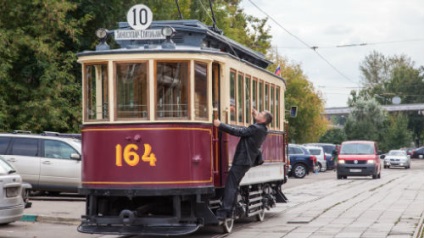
[305,146,326,172]
[0,155,32,225]
[288,144,317,178]
[304,143,337,170]
[400,147,415,157]
[0,132,82,194]
[336,140,381,179]
[410,147,424,159]
[382,150,411,169]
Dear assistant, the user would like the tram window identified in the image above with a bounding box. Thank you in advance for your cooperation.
[156,62,189,119]
[245,75,251,124]
[230,70,236,122]
[276,86,280,129]
[270,85,275,128]
[194,62,208,120]
[258,81,264,112]
[252,78,258,110]
[116,62,148,119]
[237,73,244,124]
[265,84,269,111]
[85,64,108,121]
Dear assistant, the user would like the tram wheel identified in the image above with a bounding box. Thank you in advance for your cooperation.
[256,208,265,222]
[222,218,234,233]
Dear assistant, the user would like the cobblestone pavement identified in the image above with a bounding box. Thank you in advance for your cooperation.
[224,164,424,238]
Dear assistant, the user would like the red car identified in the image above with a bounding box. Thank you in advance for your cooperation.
[336,140,381,179]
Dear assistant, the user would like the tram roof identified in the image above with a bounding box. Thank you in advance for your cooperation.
[78,20,273,69]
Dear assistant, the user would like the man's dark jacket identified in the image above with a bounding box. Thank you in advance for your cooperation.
[218,123,268,166]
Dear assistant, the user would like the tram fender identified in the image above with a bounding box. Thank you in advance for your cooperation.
[195,202,219,224]
[276,189,288,203]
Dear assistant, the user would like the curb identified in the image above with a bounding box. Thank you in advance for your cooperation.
[21,214,80,226]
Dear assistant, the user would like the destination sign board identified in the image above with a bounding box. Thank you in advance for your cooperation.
[114,29,165,40]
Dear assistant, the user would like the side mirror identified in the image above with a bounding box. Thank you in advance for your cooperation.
[380,154,385,159]
[71,153,81,160]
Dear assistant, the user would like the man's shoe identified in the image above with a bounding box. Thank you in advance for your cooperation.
[216,209,230,221]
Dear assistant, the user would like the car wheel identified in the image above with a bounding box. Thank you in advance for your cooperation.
[337,175,342,179]
[293,164,307,178]
[318,163,322,172]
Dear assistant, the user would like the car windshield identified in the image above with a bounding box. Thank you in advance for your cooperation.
[340,143,374,155]
[308,149,321,155]
[388,151,405,156]
[0,157,16,175]
[321,145,336,154]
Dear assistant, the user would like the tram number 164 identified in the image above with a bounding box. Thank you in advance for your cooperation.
[115,143,157,167]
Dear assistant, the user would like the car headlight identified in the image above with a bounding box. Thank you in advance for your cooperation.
[367,160,375,164]
[338,160,345,164]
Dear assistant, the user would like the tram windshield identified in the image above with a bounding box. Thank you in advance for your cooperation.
[83,60,209,122]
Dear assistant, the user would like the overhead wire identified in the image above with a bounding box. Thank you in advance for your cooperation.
[247,0,359,85]
[275,39,424,49]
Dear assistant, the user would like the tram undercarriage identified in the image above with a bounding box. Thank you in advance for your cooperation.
[78,181,287,236]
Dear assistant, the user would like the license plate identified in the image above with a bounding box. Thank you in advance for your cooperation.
[350,169,361,173]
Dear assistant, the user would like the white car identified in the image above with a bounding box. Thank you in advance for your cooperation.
[383,150,411,169]
[305,146,327,172]
[0,133,82,194]
[0,156,32,225]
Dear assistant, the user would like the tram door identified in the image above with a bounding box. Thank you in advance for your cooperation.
[212,62,226,187]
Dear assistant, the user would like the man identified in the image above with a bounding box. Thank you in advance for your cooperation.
[213,108,273,220]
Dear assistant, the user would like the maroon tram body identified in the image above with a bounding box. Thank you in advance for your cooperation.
[78,5,288,236]
[82,124,214,189]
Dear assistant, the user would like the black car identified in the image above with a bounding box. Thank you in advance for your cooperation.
[411,147,424,159]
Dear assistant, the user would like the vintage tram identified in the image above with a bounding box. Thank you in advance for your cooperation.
[78,4,288,236]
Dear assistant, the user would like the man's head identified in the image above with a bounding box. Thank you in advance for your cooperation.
[255,110,273,125]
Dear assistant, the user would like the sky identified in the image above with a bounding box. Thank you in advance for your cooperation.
[240,0,424,108]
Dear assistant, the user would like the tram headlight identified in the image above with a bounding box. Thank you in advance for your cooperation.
[95,28,110,51]
[95,28,109,40]
[161,26,176,49]
[161,26,175,38]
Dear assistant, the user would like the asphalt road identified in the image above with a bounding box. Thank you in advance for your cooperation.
[1,158,423,238]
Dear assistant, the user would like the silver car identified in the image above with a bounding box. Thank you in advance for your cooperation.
[383,150,411,169]
[0,133,82,194]
[0,156,32,224]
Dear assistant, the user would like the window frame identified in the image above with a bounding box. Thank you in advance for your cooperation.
[113,60,150,121]
[83,62,109,122]
[154,60,191,120]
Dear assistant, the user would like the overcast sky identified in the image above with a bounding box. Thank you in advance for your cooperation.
[240,0,424,108]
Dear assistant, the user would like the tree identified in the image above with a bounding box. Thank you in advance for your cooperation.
[319,128,346,145]
[353,51,424,146]
[0,0,85,132]
[380,113,413,151]
[0,0,272,132]
[344,98,388,143]
[268,51,328,143]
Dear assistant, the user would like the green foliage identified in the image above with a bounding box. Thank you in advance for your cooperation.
[0,0,273,133]
[344,98,388,142]
[319,128,346,145]
[267,52,328,143]
[0,0,83,132]
[351,50,424,146]
[379,113,413,151]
